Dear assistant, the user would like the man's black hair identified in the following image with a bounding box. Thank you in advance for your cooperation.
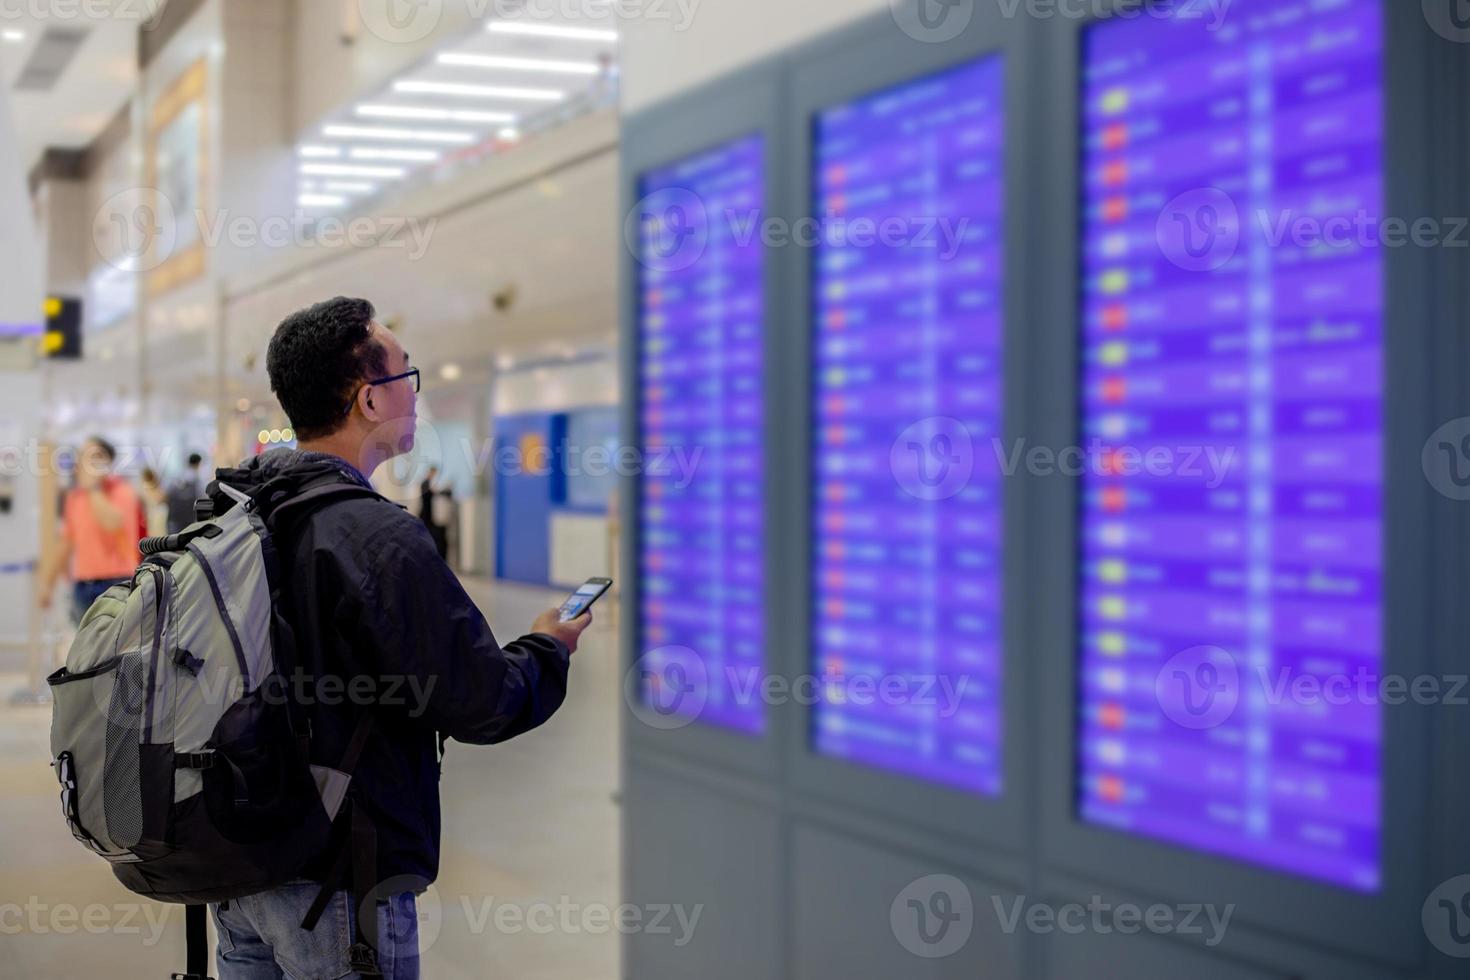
[87,436,117,463]
[266,297,386,441]
[187,453,203,468]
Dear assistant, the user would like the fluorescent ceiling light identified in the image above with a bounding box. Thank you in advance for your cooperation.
[487,22,618,42]
[349,147,441,162]
[299,194,347,207]
[323,124,475,144]
[1,29,25,43]
[299,145,341,158]
[498,127,521,141]
[322,181,377,193]
[393,80,564,101]
[437,53,599,75]
[356,104,516,124]
[301,163,407,178]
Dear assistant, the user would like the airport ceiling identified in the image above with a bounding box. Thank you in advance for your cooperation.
[0,3,140,174]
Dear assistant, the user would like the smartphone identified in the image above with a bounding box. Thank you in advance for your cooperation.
[558,577,613,622]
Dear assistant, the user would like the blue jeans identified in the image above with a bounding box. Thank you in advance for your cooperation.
[72,578,125,625]
[213,880,420,979]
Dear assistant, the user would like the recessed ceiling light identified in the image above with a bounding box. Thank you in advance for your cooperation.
[498,127,521,141]
[323,124,476,144]
[2,29,25,43]
[298,193,347,207]
[299,145,341,158]
[437,53,600,75]
[439,363,463,381]
[393,80,564,102]
[300,163,408,178]
[322,180,377,193]
[356,104,516,124]
[487,22,618,43]
[349,147,441,162]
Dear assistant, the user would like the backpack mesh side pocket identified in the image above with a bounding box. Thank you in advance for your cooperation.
[102,655,148,850]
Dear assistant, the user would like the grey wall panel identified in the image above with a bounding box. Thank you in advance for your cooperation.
[1042,926,1287,980]
[623,764,782,980]
[790,821,1025,980]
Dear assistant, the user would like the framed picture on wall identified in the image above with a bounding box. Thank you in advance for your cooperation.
[146,58,209,296]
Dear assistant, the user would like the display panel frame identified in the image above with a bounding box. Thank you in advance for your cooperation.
[1033,0,1435,964]
[620,69,786,778]
[779,3,1033,850]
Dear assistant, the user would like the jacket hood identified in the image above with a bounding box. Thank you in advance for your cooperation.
[207,449,370,514]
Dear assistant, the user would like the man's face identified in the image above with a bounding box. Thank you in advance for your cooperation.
[362,321,418,458]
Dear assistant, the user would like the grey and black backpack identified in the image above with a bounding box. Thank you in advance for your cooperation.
[48,474,387,978]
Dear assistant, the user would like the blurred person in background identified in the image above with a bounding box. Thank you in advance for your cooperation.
[418,464,450,560]
[166,451,207,533]
[37,437,143,624]
[140,467,168,537]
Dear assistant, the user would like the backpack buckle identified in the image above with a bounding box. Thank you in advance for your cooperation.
[347,943,382,977]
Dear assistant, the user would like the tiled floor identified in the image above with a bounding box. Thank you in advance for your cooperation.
[0,578,622,979]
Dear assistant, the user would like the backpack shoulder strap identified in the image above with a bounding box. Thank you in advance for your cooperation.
[264,481,383,531]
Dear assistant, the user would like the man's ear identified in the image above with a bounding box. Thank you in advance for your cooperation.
[357,383,377,420]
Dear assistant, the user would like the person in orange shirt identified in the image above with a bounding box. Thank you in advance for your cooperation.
[38,437,143,624]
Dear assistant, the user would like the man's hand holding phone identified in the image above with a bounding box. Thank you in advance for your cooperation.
[533,607,593,654]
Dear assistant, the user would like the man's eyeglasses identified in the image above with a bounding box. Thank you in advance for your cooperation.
[344,368,420,416]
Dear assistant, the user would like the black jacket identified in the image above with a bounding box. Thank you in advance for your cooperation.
[209,449,572,884]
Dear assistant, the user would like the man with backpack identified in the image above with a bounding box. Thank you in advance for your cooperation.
[214,297,591,977]
[47,297,590,979]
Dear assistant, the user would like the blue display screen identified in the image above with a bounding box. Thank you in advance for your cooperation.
[1076,0,1384,891]
[636,134,767,734]
[810,55,1006,795]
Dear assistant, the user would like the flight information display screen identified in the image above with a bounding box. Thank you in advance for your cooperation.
[637,135,766,734]
[1076,0,1384,891]
[811,55,1006,796]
